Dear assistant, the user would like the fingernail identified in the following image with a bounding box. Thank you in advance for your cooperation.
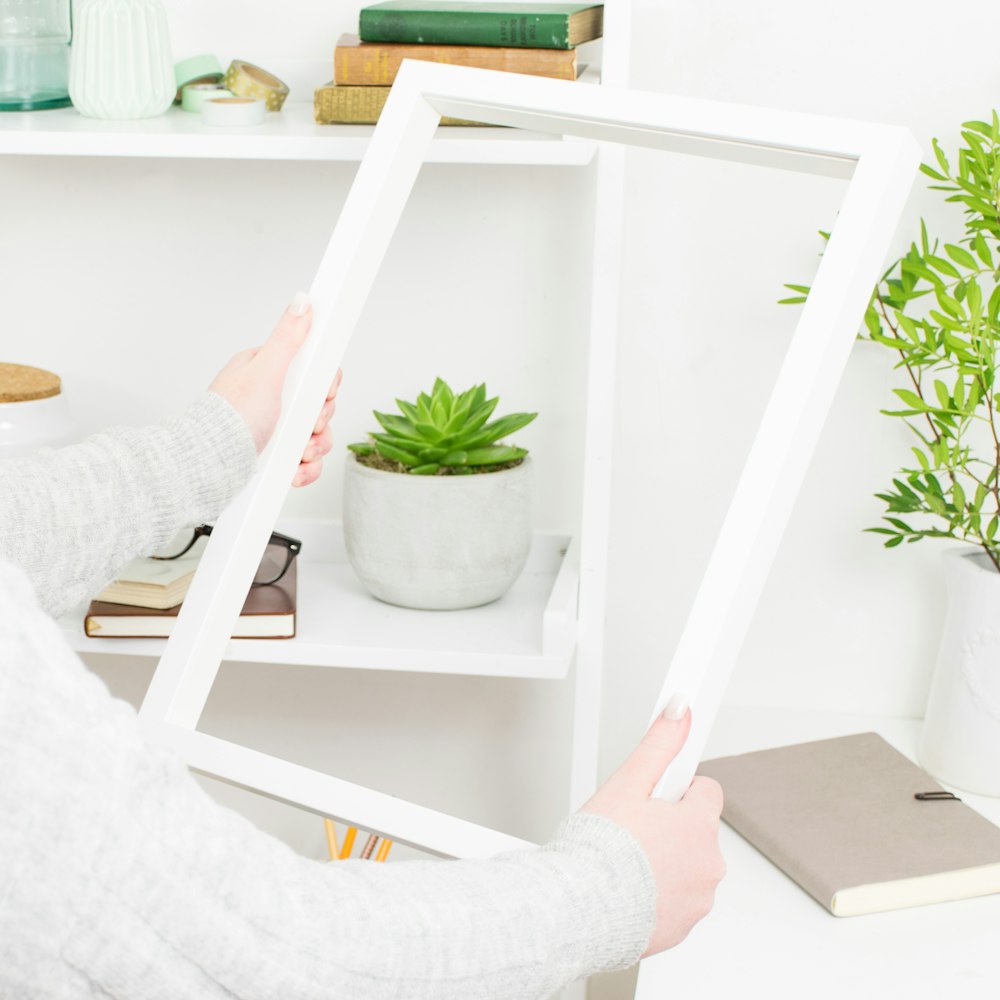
[289,291,310,317]
[662,693,689,721]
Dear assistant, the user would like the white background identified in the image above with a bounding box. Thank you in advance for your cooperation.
[2,2,996,995]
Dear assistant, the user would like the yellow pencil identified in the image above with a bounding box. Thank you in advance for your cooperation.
[323,819,339,861]
[375,839,393,862]
[339,826,358,860]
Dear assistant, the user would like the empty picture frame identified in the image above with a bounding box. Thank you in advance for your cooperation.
[138,61,920,857]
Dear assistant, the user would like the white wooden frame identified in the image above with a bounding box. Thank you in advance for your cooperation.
[138,60,919,856]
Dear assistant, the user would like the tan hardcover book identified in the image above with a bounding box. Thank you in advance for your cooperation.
[698,732,1000,916]
[313,82,488,126]
[334,33,578,85]
[84,562,296,639]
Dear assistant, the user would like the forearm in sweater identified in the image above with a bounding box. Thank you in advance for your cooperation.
[0,564,656,999]
[0,392,256,618]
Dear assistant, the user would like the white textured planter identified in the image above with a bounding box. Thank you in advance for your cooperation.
[918,549,1000,796]
[69,0,174,120]
[343,453,533,610]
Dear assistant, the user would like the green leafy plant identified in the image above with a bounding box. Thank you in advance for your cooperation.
[348,377,537,476]
[783,113,1000,571]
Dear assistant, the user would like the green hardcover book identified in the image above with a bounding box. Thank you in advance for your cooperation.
[358,2,603,50]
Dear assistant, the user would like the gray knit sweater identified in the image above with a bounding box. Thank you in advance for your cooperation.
[0,393,655,1000]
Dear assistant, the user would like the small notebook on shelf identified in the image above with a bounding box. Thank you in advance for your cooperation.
[94,550,201,610]
[698,732,1000,917]
[84,562,297,639]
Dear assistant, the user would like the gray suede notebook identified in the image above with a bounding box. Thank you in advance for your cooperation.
[698,732,1000,916]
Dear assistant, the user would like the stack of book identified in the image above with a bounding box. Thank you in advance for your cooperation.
[83,551,297,639]
[314,2,604,126]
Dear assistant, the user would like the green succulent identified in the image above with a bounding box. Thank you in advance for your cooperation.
[348,378,537,475]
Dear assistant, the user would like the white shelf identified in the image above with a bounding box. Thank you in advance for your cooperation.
[65,524,579,679]
[0,99,596,165]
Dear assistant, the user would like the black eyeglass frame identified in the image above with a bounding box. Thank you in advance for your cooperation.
[151,524,302,587]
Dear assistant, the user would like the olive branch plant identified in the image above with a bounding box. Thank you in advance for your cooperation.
[782,112,1000,572]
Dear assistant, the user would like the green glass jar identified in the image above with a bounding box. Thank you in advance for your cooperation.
[0,0,72,111]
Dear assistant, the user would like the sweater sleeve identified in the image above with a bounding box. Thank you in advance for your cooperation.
[0,561,657,1000]
[0,392,257,619]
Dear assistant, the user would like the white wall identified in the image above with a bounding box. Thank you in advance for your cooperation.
[3,1,997,994]
[593,8,1000,993]
[601,0,1000,769]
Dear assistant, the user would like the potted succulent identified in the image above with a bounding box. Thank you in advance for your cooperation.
[343,378,537,610]
[784,113,1000,795]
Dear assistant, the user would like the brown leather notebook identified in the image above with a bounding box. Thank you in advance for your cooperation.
[699,732,1000,916]
[84,562,296,639]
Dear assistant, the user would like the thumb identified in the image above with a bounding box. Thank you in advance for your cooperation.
[611,696,691,797]
[255,291,312,378]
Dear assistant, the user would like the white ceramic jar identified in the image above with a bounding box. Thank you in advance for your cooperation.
[918,548,1000,796]
[69,0,174,120]
[0,363,75,459]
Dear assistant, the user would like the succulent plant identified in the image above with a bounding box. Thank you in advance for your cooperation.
[348,378,537,475]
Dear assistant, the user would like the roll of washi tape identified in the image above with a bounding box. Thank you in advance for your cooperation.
[201,96,266,127]
[224,60,290,112]
[174,54,225,101]
[181,85,233,113]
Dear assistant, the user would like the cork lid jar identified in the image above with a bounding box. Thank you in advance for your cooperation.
[0,363,75,459]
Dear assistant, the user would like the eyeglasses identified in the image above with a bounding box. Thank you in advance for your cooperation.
[151,524,302,586]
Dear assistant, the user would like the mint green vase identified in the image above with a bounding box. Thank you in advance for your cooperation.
[0,0,72,111]
[69,0,174,120]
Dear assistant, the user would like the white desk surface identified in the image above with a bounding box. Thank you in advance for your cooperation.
[634,706,1000,1000]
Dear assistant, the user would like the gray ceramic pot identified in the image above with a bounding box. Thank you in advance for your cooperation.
[342,453,533,610]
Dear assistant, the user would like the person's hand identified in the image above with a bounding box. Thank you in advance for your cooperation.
[580,698,725,956]
[208,292,341,487]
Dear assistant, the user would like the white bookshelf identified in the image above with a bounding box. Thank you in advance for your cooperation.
[63,524,579,679]
[8,4,631,913]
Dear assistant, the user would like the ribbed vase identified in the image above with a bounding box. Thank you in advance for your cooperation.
[69,0,174,120]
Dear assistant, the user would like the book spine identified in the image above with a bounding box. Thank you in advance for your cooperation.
[314,84,488,126]
[358,9,573,49]
[721,804,837,914]
[335,42,577,85]
[84,617,294,639]
[314,84,390,124]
